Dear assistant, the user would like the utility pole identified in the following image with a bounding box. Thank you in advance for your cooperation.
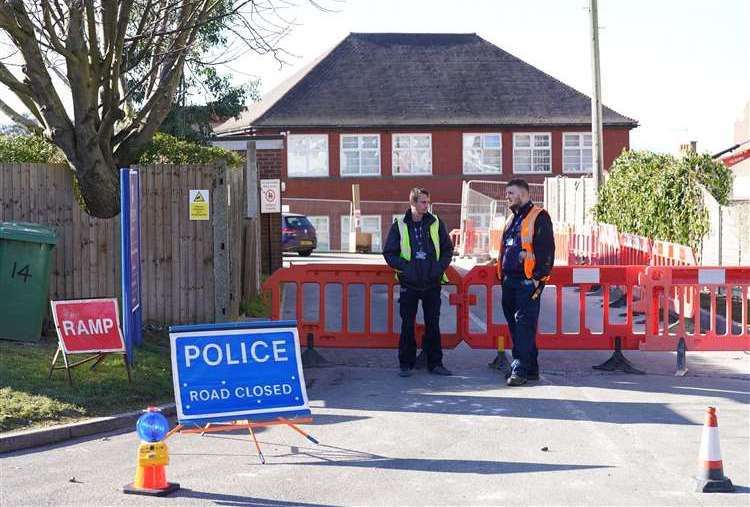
[589,0,605,192]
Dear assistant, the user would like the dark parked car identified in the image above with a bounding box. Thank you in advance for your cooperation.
[282,213,317,256]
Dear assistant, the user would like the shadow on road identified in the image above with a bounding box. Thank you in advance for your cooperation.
[173,488,334,506]
[266,443,611,475]
[320,390,698,425]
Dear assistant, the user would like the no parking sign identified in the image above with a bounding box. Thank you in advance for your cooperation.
[260,179,280,213]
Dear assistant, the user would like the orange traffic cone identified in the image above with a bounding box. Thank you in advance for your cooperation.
[695,407,734,493]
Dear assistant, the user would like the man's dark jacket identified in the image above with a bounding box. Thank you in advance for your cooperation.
[501,200,555,280]
[383,210,453,290]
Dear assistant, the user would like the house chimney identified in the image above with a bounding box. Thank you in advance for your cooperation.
[680,141,698,153]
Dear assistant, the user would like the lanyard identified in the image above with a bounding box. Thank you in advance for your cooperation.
[412,221,425,249]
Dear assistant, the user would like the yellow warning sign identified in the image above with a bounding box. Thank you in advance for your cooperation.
[189,190,209,221]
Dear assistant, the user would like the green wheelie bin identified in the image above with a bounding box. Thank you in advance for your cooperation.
[0,222,58,341]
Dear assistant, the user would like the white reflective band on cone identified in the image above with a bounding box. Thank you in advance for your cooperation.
[699,426,722,461]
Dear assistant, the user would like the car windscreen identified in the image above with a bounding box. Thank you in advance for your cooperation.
[284,216,313,229]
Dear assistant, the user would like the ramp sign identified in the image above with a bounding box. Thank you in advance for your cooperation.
[169,320,309,424]
[51,298,125,353]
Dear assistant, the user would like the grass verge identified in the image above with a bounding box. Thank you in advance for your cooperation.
[0,330,174,433]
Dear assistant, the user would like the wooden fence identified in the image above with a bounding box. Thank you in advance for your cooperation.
[0,163,245,324]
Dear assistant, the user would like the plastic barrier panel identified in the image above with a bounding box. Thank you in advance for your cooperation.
[651,240,696,266]
[640,266,750,351]
[263,264,463,349]
[461,265,645,351]
[263,263,749,353]
[620,233,652,265]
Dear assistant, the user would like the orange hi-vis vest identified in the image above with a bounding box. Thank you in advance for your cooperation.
[496,205,545,280]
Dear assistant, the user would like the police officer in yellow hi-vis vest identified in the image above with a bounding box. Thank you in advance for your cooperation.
[497,179,555,386]
[383,187,454,377]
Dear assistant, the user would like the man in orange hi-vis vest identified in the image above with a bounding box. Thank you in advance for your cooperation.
[497,179,555,386]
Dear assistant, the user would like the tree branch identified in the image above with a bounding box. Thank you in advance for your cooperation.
[0,95,42,133]
[40,1,70,56]
[124,0,249,42]
[0,62,44,124]
[83,0,102,74]
[1,0,74,155]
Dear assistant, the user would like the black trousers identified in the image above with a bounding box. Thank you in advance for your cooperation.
[501,275,542,377]
[398,286,443,370]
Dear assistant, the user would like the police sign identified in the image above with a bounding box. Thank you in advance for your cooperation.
[169,320,309,424]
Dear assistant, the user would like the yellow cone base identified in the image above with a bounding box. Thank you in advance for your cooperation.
[123,481,180,496]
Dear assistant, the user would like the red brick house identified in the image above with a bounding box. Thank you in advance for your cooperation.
[214,33,638,251]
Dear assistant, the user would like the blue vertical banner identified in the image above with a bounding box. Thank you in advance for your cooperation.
[120,168,143,365]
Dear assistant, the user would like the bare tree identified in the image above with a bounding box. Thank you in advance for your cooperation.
[0,0,302,217]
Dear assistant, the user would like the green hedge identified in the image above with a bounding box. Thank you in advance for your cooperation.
[0,132,241,168]
[0,134,66,163]
[138,133,242,167]
[593,150,733,252]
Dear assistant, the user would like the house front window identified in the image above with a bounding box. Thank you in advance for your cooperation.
[563,133,593,173]
[307,215,330,251]
[341,134,381,176]
[341,215,382,252]
[287,134,328,177]
[513,133,551,173]
[463,133,502,174]
[392,134,432,175]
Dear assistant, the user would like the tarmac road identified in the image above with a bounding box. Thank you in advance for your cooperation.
[2,348,748,506]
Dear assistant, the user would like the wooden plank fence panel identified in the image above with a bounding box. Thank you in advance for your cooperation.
[169,166,181,323]
[188,167,198,323]
[153,167,165,322]
[142,167,155,322]
[160,166,172,323]
[198,165,213,322]
[1,163,244,325]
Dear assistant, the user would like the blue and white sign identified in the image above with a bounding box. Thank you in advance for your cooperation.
[169,320,310,425]
[120,167,142,366]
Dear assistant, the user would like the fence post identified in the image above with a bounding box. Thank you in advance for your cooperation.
[243,141,262,304]
[213,162,230,322]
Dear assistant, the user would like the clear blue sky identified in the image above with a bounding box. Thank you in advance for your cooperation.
[221,0,750,155]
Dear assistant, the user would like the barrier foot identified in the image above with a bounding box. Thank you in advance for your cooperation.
[587,284,603,295]
[675,337,688,377]
[593,337,645,375]
[488,350,511,375]
[301,333,329,369]
[415,350,427,370]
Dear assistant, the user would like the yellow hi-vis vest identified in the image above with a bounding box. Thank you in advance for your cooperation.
[496,205,547,280]
[395,215,449,284]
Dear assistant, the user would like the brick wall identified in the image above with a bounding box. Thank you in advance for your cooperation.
[257,148,283,274]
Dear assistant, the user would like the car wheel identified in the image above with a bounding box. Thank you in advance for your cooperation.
[298,249,313,257]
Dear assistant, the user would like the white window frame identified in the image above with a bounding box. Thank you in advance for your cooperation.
[341,215,382,252]
[340,134,381,177]
[306,215,330,251]
[562,132,593,174]
[463,133,502,174]
[392,133,432,175]
[513,132,552,174]
[287,134,329,178]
